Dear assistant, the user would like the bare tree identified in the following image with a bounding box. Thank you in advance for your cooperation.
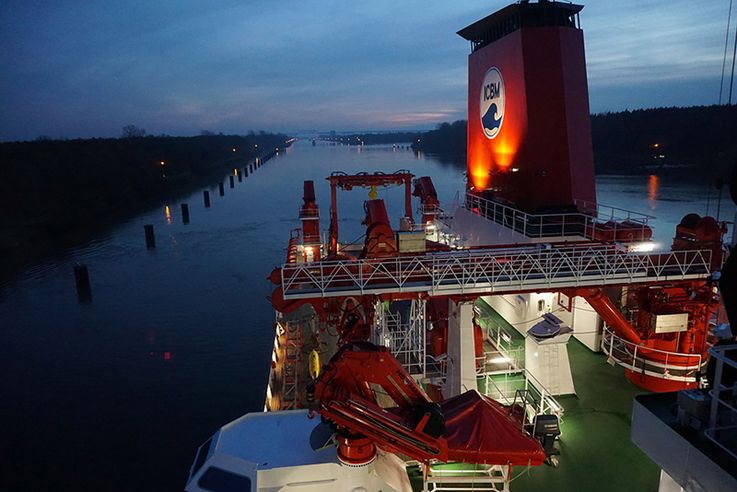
[121,125,146,138]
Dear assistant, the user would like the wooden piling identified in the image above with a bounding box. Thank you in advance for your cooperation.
[144,224,155,248]
[74,264,91,301]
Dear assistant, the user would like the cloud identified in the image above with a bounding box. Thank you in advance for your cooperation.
[1,0,733,140]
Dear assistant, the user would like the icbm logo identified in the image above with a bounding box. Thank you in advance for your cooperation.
[480,67,505,139]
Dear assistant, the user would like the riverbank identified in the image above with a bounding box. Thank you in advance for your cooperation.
[0,133,291,279]
[325,105,737,181]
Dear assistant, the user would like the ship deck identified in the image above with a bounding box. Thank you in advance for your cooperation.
[270,299,662,491]
[407,337,660,491]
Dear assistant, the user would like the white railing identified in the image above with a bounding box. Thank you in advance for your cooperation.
[418,203,442,216]
[372,300,426,377]
[601,326,704,383]
[483,369,564,419]
[425,463,511,492]
[466,192,654,241]
[280,243,712,299]
[475,347,525,375]
[705,342,737,460]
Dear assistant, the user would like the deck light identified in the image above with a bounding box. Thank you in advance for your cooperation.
[629,242,658,253]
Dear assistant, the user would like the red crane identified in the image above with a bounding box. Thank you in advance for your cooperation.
[309,341,550,467]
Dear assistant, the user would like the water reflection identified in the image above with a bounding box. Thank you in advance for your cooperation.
[648,174,658,210]
[165,205,172,224]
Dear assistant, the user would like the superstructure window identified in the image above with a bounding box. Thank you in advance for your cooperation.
[198,466,252,492]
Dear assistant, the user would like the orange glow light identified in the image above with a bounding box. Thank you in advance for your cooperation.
[159,160,165,166]
[647,174,658,210]
[165,205,171,224]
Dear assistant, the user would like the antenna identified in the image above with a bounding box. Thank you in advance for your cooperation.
[719,0,733,104]
[730,8,737,104]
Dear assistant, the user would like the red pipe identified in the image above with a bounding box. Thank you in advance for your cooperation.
[574,288,642,345]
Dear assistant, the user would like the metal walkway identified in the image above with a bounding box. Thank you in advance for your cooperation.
[280,244,713,300]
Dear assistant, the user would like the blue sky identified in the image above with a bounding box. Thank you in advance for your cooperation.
[0,0,734,140]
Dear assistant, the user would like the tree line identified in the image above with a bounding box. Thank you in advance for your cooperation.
[345,105,737,181]
[0,131,289,276]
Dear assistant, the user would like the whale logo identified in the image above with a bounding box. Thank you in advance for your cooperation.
[480,67,504,139]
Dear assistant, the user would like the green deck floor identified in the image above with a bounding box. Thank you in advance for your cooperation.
[507,337,659,491]
[416,299,661,491]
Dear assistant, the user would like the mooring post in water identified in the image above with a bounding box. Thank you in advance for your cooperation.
[144,224,155,248]
[203,190,211,207]
[249,164,253,173]
[244,167,249,177]
[74,264,92,301]
[181,203,190,224]
[238,172,242,182]
[229,175,234,188]
[219,182,225,196]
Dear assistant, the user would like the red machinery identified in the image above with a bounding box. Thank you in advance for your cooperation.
[309,341,549,467]
[327,171,414,256]
[272,171,726,393]
[361,199,398,258]
[570,282,720,392]
[413,176,441,226]
[300,180,321,247]
[672,213,727,270]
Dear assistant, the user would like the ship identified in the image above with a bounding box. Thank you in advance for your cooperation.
[184,2,737,491]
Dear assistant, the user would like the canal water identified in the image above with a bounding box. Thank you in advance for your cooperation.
[0,141,733,491]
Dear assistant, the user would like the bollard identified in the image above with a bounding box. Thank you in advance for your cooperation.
[203,190,211,207]
[229,175,234,188]
[181,203,190,224]
[74,264,92,301]
[238,172,242,182]
[144,224,155,248]
[219,182,224,196]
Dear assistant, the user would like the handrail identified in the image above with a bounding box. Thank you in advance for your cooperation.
[601,326,704,383]
[483,369,564,418]
[704,342,737,460]
[280,243,713,299]
[466,191,653,240]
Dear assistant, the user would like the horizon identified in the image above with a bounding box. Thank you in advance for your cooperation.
[1,0,735,141]
[3,103,732,143]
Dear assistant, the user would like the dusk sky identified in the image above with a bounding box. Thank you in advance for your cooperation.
[1,0,734,141]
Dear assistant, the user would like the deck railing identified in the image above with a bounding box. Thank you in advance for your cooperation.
[280,243,712,299]
[705,342,737,460]
[483,368,564,419]
[465,191,654,241]
[601,326,704,383]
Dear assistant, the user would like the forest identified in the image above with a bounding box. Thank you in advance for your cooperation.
[337,106,737,180]
[0,132,289,275]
